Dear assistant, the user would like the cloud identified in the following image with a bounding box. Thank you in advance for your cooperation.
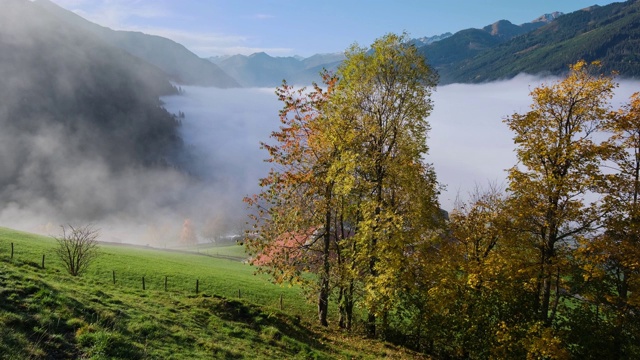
[129,27,293,56]
[6,73,639,244]
[58,0,171,29]
[159,79,543,225]
[159,76,640,226]
[428,74,550,209]
[160,87,282,240]
[430,75,640,210]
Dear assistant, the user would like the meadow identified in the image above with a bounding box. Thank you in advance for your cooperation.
[0,227,424,359]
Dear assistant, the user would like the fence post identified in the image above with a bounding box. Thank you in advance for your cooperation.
[164,276,168,292]
[11,243,14,259]
[42,254,45,269]
[112,270,116,284]
[280,294,283,310]
[196,279,199,294]
[238,289,241,298]
[142,276,146,290]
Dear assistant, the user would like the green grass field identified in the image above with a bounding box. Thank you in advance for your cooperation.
[0,227,425,359]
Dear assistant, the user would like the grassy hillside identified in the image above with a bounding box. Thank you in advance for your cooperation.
[0,228,425,359]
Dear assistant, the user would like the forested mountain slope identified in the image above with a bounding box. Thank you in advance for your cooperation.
[438,0,640,83]
[0,0,183,219]
[33,0,239,88]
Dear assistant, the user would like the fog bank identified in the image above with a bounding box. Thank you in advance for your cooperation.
[3,77,637,243]
[168,76,640,218]
[430,75,640,210]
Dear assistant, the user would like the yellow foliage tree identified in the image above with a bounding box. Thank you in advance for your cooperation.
[327,32,441,337]
[504,61,616,329]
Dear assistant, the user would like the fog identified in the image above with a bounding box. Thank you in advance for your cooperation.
[430,76,640,210]
[2,75,638,245]
[166,76,640,221]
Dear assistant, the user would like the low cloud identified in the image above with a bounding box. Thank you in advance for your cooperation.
[163,76,640,216]
[5,76,638,244]
[431,75,640,210]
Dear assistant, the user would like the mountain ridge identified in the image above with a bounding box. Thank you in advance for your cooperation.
[207,11,567,87]
[32,0,239,88]
[419,11,564,76]
[211,52,345,87]
[438,0,640,83]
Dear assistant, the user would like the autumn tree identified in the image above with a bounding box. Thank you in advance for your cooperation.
[325,32,441,337]
[245,72,343,327]
[405,184,538,358]
[504,60,616,331]
[246,33,442,333]
[574,92,640,358]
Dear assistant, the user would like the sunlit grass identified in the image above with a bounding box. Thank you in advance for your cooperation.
[0,227,427,359]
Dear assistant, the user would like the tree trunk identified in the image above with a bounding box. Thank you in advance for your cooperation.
[367,165,384,338]
[345,284,354,330]
[367,312,377,338]
[338,282,355,330]
[539,237,557,325]
[318,283,329,326]
[318,191,332,327]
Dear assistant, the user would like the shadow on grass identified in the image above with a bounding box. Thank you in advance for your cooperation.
[0,259,144,359]
[193,294,331,357]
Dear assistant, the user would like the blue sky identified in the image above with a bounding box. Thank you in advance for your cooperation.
[49,0,619,57]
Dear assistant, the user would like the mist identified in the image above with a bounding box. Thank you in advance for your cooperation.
[0,0,188,245]
[2,72,638,244]
[165,75,640,221]
[433,75,640,209]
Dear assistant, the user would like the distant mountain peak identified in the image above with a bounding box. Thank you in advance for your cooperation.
[484,20,516,36]
[437,0,640,84]
[249,52,269,58]
[409,33,453,46]
[531,11,564,23]
[581,5,601,12]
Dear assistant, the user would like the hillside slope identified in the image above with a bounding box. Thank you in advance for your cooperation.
[0,0,184,220]
[0,227,426,359]
[441,0,640,82]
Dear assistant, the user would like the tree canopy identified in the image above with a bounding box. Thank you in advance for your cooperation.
[247,43,640,357]
[245,33,442,333]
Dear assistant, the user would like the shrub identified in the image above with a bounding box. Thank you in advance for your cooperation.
[53,225,100,276]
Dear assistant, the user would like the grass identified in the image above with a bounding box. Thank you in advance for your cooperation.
[179,242,249,260]
[0,227,427,359]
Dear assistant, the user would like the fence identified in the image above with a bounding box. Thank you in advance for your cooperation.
[3,242,288,311]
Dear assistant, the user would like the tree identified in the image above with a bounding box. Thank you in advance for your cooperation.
[504,60,616,327]
[53,224,101,276]
[246,33,442,332]
[245,72,341,327]
[325,32,441,337]
[575,91,640,359]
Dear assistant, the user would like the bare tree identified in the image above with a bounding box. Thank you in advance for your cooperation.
[53,225,101,276]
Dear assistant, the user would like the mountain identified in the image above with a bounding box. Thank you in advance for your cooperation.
[216,53,305,87]
[212,10,565,88]
[419,12,563,77]
[439,1,640,83]
[32,0,239,88]
[212,52,345,87]
[0,0,183,219]
[409,32,453,46]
